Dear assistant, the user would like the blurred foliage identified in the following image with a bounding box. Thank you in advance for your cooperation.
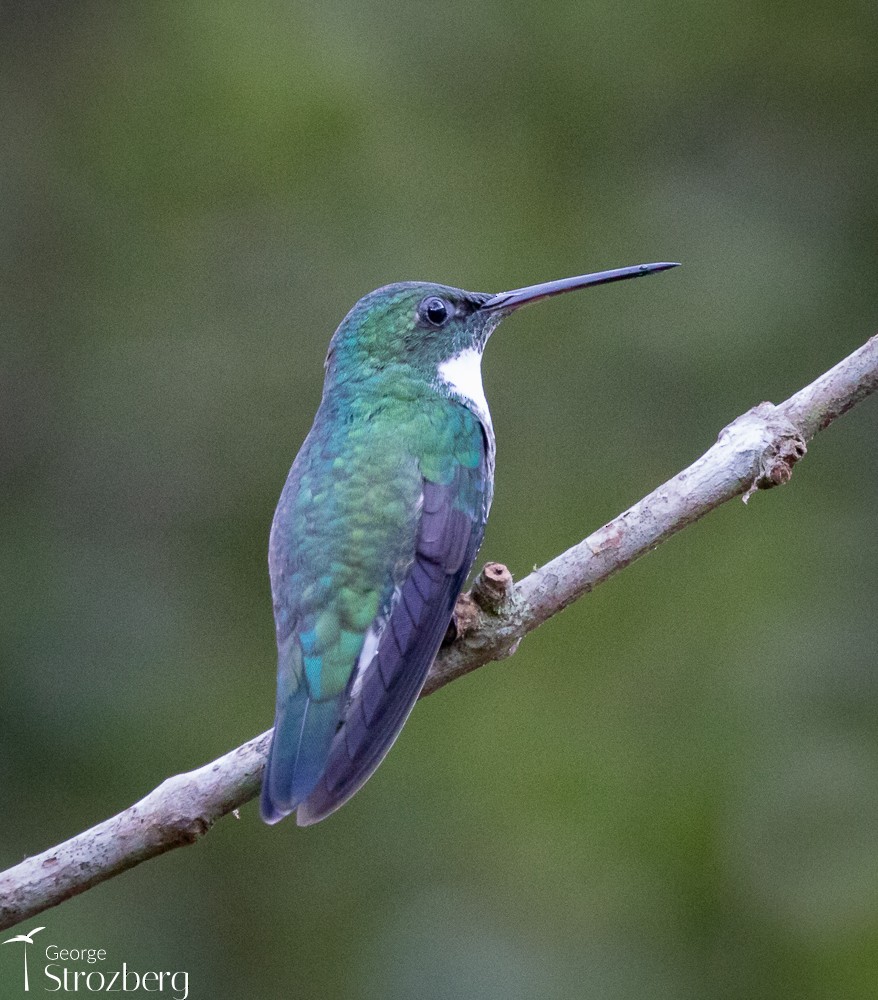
[2,1,878,997]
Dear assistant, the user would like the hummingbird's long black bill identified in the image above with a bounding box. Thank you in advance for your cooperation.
[479,261,680,312]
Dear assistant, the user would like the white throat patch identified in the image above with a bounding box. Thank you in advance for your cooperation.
[437,348,492,429]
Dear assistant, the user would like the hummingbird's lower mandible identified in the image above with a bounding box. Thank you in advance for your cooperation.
[261,261,679,826]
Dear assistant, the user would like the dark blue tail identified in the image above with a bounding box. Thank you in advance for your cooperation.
[261,689,341,824]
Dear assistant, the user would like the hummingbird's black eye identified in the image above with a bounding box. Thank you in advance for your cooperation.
[418,296,450,327]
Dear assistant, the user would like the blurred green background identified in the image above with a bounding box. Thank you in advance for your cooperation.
[2,1,878,997]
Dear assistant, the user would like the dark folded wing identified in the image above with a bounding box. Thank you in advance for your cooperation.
[297,445,491,825]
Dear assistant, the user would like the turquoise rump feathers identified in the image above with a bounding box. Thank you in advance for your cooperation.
[261,263,679,826]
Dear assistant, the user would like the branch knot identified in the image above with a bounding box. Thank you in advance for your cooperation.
[735,403,807,503]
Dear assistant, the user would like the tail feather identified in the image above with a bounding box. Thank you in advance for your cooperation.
[260,693,340,824]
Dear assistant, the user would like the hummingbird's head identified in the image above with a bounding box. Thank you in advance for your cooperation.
[323,263,680,392]
[324,282,500,387]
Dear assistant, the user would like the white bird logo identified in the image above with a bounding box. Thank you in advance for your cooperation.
[2,926,45,992]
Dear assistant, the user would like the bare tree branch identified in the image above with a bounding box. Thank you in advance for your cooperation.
[1,333,876,932]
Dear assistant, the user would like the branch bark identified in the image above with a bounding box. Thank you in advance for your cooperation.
[2,334,876,932]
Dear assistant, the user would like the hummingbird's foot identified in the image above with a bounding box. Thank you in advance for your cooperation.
[443,592,480,646]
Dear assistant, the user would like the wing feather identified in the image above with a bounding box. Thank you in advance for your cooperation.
[296,434,491,825]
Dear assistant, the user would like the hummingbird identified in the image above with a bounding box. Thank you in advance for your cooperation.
[261,261,679,826]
